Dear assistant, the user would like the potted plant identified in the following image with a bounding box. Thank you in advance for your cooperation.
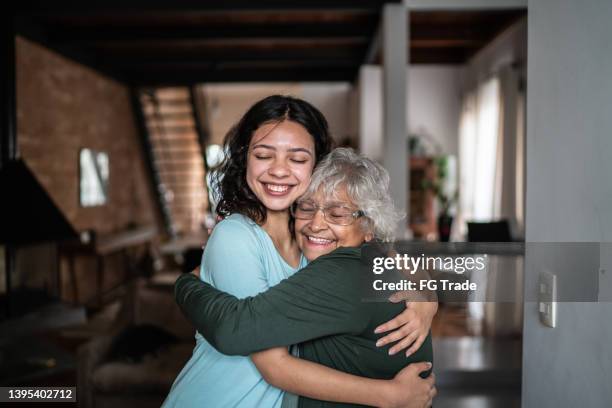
[422,156,458,242]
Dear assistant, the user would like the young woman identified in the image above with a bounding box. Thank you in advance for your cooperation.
[162,96,436,407]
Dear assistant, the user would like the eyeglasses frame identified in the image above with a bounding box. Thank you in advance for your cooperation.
[291,201,365,226]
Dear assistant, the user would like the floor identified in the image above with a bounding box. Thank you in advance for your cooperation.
[0,300,119,386]
[1,299,522,407]
[431,304,522,408]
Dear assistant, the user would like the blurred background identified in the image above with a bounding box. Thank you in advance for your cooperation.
[2,1,611,407]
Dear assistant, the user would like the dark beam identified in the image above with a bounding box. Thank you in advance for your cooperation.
[113,59,359,73]
[411,24,496,42]
[46,23,377,43]
[15,1,399,15]
[83,37,369,50]
[128,67,357,86]
[411,38,485,48]
[409,48,472,64]
[35,9,376,28]
[90,46,366,63]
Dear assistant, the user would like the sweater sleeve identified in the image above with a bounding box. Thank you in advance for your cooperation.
[200,217,269,298]
[175,249,367,356]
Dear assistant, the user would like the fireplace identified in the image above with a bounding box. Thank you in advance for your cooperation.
[0,160,78,321]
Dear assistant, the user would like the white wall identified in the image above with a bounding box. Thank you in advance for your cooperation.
[358,65,462,160]
[301,83,352,143]
[199,83,301,145]
[523,0,612,406]
[410,66,462,155]
[199,83,352,146]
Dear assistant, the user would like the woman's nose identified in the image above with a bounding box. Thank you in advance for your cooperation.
[309,209,328,232]
[268,159,290,178]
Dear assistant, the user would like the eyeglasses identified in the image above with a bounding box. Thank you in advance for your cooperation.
[291,200,364,226]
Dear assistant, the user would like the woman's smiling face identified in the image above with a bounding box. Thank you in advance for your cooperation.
[246,120,316,213]
[295,186,373,261]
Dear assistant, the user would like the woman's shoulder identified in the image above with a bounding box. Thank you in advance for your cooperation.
[207,214,264,248]
[217,213,258,229]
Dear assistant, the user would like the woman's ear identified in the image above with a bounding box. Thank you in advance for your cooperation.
[364,232,374,242]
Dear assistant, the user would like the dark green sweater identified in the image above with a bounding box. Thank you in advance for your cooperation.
[175,246,433,407]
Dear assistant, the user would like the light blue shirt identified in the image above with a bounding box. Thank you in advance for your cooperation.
[162,214,306,408]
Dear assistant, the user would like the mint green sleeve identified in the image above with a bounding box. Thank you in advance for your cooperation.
[175,252,368,356]
[200,218,269,298]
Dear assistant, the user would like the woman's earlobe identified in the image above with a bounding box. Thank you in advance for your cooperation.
[365,233,374,242]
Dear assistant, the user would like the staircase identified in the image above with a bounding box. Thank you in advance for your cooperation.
[136,87,208,237]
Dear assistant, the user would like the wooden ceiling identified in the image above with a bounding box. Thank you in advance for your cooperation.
[13,2,525,85]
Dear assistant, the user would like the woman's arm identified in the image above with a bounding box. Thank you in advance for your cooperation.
[175,251,365,355]
[177,247,436,358]
[189,264,437,358]
[251,347,435,408]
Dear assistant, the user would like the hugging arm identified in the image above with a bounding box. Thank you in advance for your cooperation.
[176,255,435,407]
[175,254,363,355]
[251,347,430,408]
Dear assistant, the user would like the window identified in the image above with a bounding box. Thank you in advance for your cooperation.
[79,148,109,207]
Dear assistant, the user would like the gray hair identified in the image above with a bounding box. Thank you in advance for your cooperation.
[302,147,403,241]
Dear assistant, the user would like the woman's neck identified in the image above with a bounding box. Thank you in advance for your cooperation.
[261,210,293,243]
[261,210,301,268]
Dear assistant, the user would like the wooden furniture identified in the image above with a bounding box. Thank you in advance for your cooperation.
[409,157,437,239]
[58,226,157,308]
[77,278,193,408]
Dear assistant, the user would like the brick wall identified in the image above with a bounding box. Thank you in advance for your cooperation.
[15,37,162,303]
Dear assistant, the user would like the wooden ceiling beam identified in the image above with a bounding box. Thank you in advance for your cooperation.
[87,37,369,50]
[39,9,375,26]
[411,24,493,42]
[46,23,377,43]
[410,39,485,48]
[409,48,473,64]
[15,1,396,15]
[118,60,358,73]
[128,67,357,85]
[93,47,366,63]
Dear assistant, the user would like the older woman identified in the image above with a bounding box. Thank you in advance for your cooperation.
[175,148,436,408]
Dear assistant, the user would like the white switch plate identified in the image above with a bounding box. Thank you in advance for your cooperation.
[539,269,557,328]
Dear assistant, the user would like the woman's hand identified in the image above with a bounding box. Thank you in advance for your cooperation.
[253,349,436,408]
[374,300,438,356]
[382,362,436,408]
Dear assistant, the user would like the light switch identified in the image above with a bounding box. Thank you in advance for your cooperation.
[539,269,557,328]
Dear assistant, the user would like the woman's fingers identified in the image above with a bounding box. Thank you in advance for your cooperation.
[404,334,427,357]
[425,384,437,407]
[422,374,436,407]
[388,290,412,303]
[374,309,415,334]
[388,331,419,356]
[375,320,417,347]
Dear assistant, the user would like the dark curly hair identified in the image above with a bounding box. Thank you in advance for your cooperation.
[211,95,333,225]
